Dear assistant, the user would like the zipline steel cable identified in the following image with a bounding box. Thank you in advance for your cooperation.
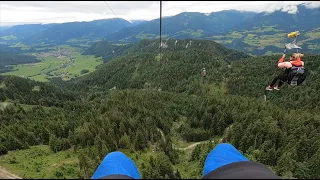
[160,1,163,61]
[103,1,137,42]
[103,1,163,60]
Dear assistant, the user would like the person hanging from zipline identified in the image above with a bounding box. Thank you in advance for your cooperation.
[266,31,307,90]
[266,50,306,91]
[202,68,207,77]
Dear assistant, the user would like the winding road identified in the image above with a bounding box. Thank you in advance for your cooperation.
[0,102,10,111]
[173,141,209,150]
[156,128,213,150]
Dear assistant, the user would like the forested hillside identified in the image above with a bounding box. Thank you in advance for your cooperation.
[227,54,320,111]
[1,38,320,179]
[77,39,320,111]
[82,41,133,63]
[0,75,80,106]
[82,38,248,63]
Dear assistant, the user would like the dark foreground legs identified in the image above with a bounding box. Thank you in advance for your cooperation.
[202,143,249,177]
[92,143,280,179]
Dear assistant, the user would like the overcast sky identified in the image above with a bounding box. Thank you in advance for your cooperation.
[1,1,320,26]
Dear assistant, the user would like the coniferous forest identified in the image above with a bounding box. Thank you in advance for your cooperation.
[1,39,320,179]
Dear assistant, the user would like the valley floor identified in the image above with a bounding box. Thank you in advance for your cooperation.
[1,46,103,82]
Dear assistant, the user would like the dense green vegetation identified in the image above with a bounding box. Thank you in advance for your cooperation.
[0,75,80,107]
[0,145,79,179]
[82,38,248,66]
[0,38,319,179]
[227,54,320,111]
[82,41,133,63]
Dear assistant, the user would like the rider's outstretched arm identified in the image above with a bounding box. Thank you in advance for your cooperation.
[278,51,292,69]
[278,53,286,64]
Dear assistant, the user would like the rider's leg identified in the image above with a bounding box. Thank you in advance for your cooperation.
[278,62,292,69]
[270,75,281,87]
[297,73,307,85]
[91,151,141,179]
[203,143,249,177]
[277,73,288,88]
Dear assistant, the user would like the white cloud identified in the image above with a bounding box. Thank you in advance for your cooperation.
[281,5,298,14]
[304,1,320,8]
[0,1,318,26]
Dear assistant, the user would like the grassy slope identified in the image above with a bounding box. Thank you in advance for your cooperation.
[0,145,201,179]
[0,145,79,179]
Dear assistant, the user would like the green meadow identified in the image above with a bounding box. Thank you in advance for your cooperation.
[2,46,103,82]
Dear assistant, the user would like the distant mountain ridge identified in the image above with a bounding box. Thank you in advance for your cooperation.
[104,5,319,41]
[101,4,319,55]
[0,18,146,46]
[0,3,319,55]
[104,10,257,43]
[0,24,56,38]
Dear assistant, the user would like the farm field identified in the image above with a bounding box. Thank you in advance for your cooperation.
[2,46,103,82]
